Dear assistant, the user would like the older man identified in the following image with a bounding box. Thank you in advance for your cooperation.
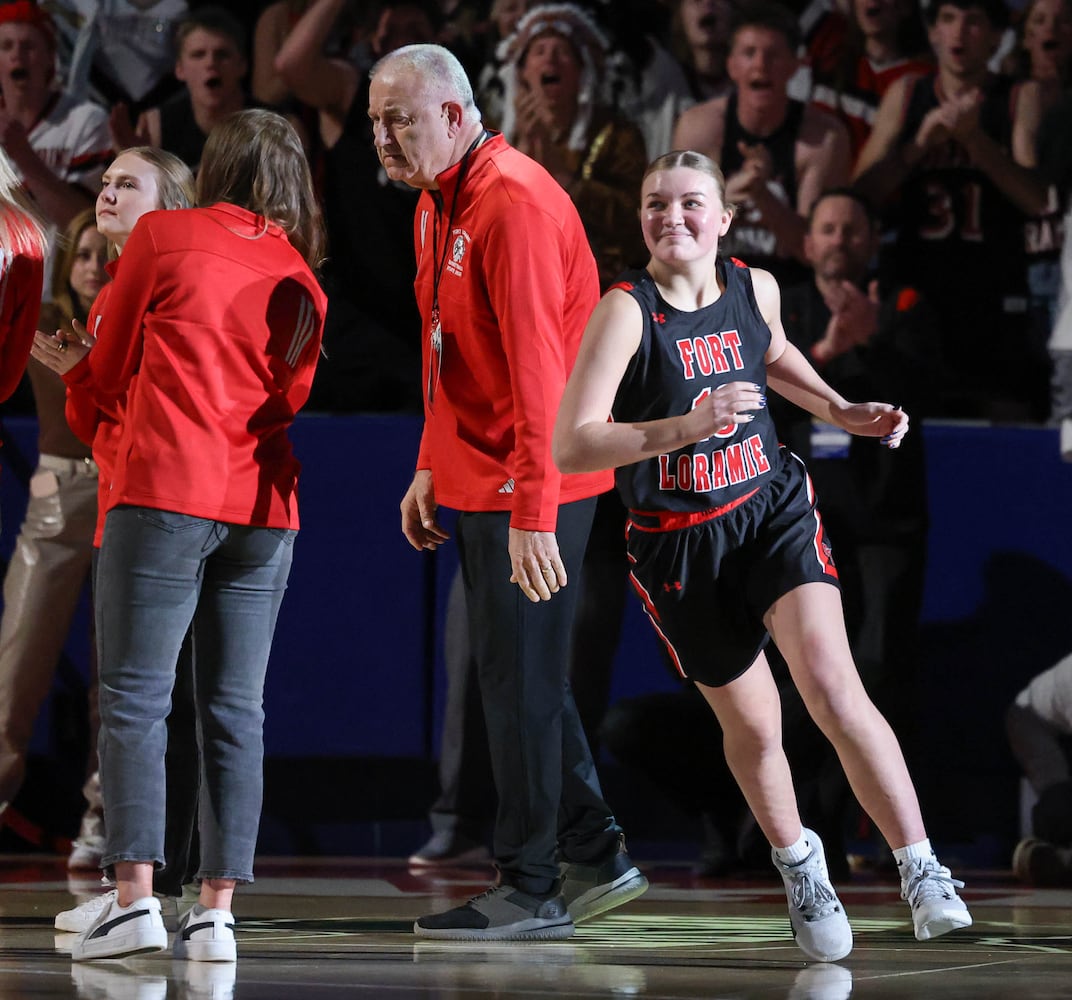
[368,43,646,941]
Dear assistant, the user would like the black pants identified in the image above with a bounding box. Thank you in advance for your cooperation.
[455,498,620,894]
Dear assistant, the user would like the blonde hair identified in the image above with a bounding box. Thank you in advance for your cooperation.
[0,145,47,261]
[103,147,194,260]
[120,146,196,212]
[643,149,735,214]
[196,109,325,269]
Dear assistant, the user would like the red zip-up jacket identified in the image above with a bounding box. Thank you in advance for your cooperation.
[64,203,326,529]
[0,214,44,403]
[413,133,612,531]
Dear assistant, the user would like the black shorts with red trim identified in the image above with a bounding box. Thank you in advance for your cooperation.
[625,452,839,688]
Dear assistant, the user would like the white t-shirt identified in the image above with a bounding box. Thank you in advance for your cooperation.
[53,0,188,104]
[1016,651,1072,734]
[28,91,111,188]
[24,91,112,300]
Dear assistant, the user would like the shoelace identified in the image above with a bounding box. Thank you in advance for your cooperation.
[780,857,841,921]
[80,889,116,914]
[469,885,509,904]
[902,861,965,904]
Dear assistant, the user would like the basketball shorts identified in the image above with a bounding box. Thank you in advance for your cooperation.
[625,452,840,687]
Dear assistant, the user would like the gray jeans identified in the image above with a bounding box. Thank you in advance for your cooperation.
[95,506,295,883]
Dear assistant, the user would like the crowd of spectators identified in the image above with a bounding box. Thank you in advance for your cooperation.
[0,0,1068,422]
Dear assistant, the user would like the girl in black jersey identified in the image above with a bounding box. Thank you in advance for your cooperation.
[554,150,972,962]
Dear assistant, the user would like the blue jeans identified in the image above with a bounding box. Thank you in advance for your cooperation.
[95,506,296,883]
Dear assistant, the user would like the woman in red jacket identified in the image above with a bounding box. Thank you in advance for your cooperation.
[0,145,45,401]
[34,109,326,964]
[45,148,203,934]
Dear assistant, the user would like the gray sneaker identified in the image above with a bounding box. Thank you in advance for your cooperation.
[413,884,574,941]
[560,836,649,923]
[772,829,853,962]
[900,857,972,941]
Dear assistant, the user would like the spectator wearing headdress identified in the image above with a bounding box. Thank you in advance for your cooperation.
[496,3,649,289]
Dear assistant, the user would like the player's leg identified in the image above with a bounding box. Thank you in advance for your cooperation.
[697,656,852,962]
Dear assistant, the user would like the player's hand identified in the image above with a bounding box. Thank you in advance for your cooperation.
[686,380,766,442]
[830,401,909,449]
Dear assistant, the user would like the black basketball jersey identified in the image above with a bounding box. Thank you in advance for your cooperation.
[158,91,207,171]
[322,79,421,345]
[611,260,784,514]
[719,91,810,287]
[890,73,1027,318]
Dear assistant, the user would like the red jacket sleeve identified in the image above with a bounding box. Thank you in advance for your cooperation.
[483,201,570,530]
[0,251,43,402]
[64,217,158,418]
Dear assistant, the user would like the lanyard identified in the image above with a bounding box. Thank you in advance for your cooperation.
[427,129,487,409]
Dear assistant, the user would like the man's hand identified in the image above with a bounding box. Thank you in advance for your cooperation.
[940,88,983,143]
[400,469,450,551]
[813,280,880,362]
[513,86,571,184]
[509,528,566,603]
[724,141,774,205]
[913,89,981,154]
[0,109,35,170]
[109,103,148,151]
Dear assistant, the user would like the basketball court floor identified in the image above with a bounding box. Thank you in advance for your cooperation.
[1,854,1070,998]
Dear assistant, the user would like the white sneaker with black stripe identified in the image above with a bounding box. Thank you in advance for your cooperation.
[56,887,116,933]
[57,886,187,933]
[71,894,167,961]
[174,904,237,962]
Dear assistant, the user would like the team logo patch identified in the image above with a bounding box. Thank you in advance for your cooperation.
[447,229,471,277]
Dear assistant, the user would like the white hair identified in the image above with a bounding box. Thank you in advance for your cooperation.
[371,43,482,122]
